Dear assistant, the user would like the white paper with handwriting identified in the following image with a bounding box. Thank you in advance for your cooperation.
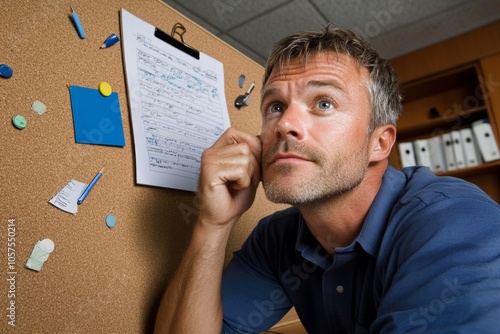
[48,180,86,215]
[121,9,230,191]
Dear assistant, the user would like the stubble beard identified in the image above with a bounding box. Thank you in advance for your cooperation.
[262,140,369,205]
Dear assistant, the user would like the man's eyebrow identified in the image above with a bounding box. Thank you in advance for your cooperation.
[260,86,281,103]
[307,80,346,93]
[260,79,348,106]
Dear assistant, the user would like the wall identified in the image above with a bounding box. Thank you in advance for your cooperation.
[0,0,288,332]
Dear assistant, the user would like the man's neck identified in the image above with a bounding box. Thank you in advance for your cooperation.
[297,163,387,255]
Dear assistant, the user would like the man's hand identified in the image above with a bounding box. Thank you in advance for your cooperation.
[197,127,262,229]
[153,128,262,334]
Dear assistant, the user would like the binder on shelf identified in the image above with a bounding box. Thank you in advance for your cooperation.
[460,128,480,167]
[413,139,432,168]
[442,132,457,171]
[398,142,416,168]
[472,119,500,162]
[428,135,447,173]
[451,130,466,169]
[473,128,484,165]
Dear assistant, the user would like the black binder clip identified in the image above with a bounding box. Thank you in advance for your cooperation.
[154,23,200,59]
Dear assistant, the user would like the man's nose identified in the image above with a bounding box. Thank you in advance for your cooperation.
[274,103,305,141]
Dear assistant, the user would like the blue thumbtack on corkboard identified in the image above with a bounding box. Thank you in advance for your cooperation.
[69,85,126,147]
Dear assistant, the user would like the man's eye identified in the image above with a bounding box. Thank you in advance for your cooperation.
[317,100,333,110]
[269,103,284,113]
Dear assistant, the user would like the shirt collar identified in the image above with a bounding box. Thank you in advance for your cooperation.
[355,165,406,256]
[296,214,332,270]
[296,166,407,263]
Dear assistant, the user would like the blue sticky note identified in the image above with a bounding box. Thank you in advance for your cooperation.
[69,85,125,146]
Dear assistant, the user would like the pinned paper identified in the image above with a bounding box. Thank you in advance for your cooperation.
[69,85,126,147]
[48,180,86,214]
[25,239,55,272]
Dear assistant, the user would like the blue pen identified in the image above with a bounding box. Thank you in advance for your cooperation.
[70,6,86,39]
[100,33,120,49]
[77,167,104,205]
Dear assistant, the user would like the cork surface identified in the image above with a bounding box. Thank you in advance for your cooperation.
[0,0,290,332]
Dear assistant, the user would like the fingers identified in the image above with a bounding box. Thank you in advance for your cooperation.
[212,128,262,166]
[197,128,262,226]
[200,128,261,190]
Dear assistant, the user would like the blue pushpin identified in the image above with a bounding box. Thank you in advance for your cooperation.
[238,74,245,88]
[0,64,13,78]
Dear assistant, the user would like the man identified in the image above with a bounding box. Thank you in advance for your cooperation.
[154,25,500,333]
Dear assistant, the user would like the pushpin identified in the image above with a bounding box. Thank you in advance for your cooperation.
[12,115,27,129]
[32,100,47,115]
[238,74,246,88]
[0,64,13,78]
[98,82,112,97]
[106,214,117,228]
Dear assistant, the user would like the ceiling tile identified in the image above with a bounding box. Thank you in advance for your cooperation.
[219,34,268,65]
[164,0,291,31]
[228,0,328,62]
[162,0,500,67]
[162,1,221,35]
[310,0,470,38]
[370,0,500,59]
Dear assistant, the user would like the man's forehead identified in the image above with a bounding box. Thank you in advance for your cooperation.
[265,52,367,87]
[268,52,363,80]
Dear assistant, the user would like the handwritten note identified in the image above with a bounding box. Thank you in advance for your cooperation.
[121,9,230,191]
[48,180,86,215]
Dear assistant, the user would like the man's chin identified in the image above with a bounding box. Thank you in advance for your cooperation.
[262,179,303,204]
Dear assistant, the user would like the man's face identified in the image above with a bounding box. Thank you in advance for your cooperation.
[260,52,373,205]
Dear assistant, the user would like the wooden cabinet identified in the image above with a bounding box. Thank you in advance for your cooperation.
[389,22,500,202]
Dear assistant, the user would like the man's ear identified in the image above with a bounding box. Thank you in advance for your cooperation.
[369,124,397,163]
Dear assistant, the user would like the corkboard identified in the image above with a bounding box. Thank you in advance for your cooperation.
[0,0,290,332]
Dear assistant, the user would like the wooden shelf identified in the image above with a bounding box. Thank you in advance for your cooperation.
[402,64,479,102]
[436,160,500,178]
[397,106,487,140]
[396,62,489,138]
[390,48,500,202]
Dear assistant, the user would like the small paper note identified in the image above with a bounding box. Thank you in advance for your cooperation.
[25,239,55,272]
[48,180,86,214]
[69,85,126,147]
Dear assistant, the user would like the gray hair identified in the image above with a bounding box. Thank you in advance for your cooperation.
[263,24,402,133]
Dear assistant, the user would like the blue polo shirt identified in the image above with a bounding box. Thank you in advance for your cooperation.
[221,166,500,333]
